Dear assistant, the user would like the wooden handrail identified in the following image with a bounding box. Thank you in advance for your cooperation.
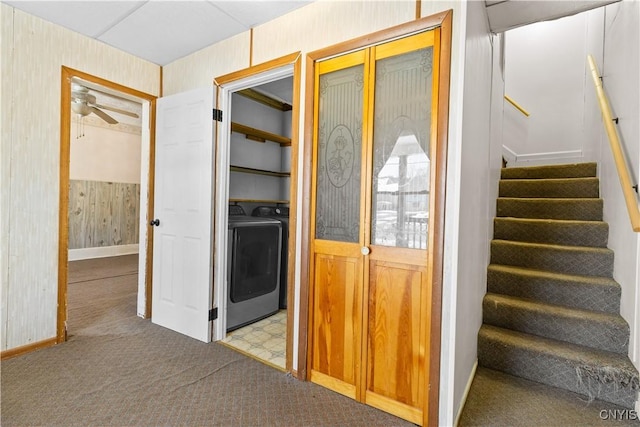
[588,54,640,232]
[504,95,530,117]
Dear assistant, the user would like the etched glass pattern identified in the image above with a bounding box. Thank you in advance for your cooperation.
[371,47,433,249]
[315,65,364,242]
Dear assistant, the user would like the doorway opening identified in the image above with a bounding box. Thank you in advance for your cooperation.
[58,67,156,343]
[220,77,294,370]
[213,53,301,374]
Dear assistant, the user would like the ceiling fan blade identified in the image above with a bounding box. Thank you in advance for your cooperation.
[90,106,118,124]
[93,103,140,118]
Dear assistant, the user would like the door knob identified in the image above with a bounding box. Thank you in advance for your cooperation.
[150,219,160,226]
[361,246,370,255]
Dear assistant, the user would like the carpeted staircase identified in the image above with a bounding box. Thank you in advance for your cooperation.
[478,162,640,409]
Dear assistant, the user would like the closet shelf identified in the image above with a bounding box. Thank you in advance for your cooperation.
[229,198,289,204]
[230,165,290,178]
[231,122,291,147]
[237,88,292,112]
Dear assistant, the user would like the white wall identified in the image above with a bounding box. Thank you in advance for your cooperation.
[70,119,142,184]
[439,1,498,424]
[0,4,159,351]
[598,0,640,366]
[502,9,605,166]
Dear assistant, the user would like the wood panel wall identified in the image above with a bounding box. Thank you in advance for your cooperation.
[68,180,140,249]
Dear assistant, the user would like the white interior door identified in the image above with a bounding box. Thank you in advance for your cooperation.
[152,87,214,342]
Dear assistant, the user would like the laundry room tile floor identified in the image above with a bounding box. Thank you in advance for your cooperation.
[222,310,286,370]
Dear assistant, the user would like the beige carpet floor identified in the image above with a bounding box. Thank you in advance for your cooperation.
[1,255,412,427]
[459,367,640,426]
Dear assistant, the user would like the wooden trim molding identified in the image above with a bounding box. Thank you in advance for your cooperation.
[250,28,254,68]
[1,337,57,360]
[215,52,300,87]
[427,10,452,427]
[287,54,302,375]
[58,68,72,343]
[145,98,157,319]
[58,66,157,343]
[307,10,450,63]
[298,52,316,382]
[301,10,453,426]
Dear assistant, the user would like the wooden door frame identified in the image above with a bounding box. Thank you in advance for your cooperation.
[299,11,452,426]
[212,52,302,374]
[57,67,157,343]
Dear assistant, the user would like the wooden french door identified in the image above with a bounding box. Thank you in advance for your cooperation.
[308,30,440,425]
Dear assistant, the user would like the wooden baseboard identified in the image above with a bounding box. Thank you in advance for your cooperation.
[1,337,58,360]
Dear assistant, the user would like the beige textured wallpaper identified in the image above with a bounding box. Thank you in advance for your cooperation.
[252,0,415,65]
[1,3,15,354]
[1,4,160,351]
[162,32,250,96]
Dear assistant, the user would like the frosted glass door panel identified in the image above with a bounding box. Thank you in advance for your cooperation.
[371,47,433,249]
[315,65,364,243]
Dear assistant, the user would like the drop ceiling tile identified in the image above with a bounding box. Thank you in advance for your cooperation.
[213,0,311,27]
[98,1,247,65]
[3,1,146,37]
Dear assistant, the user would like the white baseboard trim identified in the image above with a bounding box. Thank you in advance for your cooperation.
[454,360,478,427]
[68,244,139,261]
[502,145,518,164]
[503,145,583,166]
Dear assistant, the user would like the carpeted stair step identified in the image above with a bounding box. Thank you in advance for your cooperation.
[491,240,614,277]
[487,264,621,314]
[483,293,629,354]
[497,198,603,221]
[478,324,639,408]
[499,177,599,199]
[493,217,608,247]
[501,162,597,180]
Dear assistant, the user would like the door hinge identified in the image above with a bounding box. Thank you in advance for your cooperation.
[212,109,223,122]
[209,307,218,321]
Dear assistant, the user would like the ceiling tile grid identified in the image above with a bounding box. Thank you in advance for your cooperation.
[2,0,313,65]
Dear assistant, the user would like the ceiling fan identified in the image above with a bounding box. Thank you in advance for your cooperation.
[71,83,139,124]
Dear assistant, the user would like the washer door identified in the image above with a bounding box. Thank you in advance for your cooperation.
[230,225,281,303]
